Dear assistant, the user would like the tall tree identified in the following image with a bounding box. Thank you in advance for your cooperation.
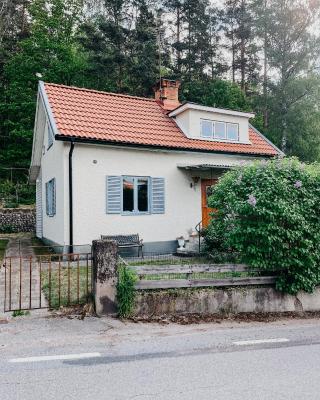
[263,0,320,153]
[180,0,211,81]
[164,0,183,75]
[0,0,86,168]
[223,0,260,93]
[127,0,158,96]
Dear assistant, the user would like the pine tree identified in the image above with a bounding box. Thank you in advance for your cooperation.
[223,0,260,93]
[128,0,158,96]
[163,0,183,75]
[263,0,320,153]
[1,0,86,168]
[207,6,226,79]
[180,0,211,81]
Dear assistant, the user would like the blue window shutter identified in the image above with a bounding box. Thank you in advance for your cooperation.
[106,176,121,214]
[45,182,49,215]
[52,178,56,216]
[45,179,56,216]
[151,177,165,214]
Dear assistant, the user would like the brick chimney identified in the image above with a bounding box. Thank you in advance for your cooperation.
[154,78,181,111]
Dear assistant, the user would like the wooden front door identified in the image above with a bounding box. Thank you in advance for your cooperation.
[201,179,217,228]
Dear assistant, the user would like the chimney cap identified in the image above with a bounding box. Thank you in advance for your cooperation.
[153,78,181,111]
[154,78,181,90]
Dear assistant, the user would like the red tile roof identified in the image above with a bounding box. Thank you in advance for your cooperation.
[44,83,280,156]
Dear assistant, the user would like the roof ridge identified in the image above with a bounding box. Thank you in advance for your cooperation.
[43,82,156,102]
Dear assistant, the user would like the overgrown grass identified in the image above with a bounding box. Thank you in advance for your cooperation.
[31,237,56,259]
[41,264,91,309]
[141,271,255,280]
[0,239,9,261]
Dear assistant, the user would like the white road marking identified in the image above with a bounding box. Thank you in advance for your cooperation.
[9,352,101,363]
[233,338,290,346]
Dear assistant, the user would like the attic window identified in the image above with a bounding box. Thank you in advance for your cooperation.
[200,119,239,141]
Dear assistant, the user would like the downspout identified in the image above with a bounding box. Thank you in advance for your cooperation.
[69,140,75,253]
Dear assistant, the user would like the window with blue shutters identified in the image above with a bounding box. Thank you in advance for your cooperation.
[106,176,165,215]
[46,178,56,217]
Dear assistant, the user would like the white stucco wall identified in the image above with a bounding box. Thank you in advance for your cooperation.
[175,109,251,144]
[38,104,68,245]
[70,144,262,247]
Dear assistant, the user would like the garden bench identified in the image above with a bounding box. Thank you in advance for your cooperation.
[101,234,144,258]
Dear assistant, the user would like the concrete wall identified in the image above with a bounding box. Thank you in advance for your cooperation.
[0,208,35,233]
[133,287,320,316]
[71,143,261,247]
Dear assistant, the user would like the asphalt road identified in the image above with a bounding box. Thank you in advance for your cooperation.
[1,314,320,399]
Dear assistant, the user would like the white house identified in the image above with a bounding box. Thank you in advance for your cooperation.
[29,79,282,253]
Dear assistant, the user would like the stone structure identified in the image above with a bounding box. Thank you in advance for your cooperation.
[0,208,35,233]
[133,287,320,316]
[92,240,118,316]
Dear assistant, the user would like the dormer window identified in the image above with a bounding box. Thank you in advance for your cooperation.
[200,119,239,141]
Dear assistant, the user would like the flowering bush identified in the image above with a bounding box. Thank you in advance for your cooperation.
[204,158,320,294]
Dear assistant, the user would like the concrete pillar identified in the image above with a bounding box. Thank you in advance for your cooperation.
[92,240,118,316]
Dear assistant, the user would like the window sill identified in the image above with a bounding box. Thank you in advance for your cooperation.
[121,211,150,216]
[189,136,251,145]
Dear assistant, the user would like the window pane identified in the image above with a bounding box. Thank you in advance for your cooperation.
[138,178,149,212]
[123,177,134,212]
[214,122,226,139]
[201,120,212,138]
[227,123,239,140]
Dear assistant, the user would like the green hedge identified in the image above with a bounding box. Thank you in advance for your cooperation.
[204,157,320,294]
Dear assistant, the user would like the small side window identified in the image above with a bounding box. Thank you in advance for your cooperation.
[46,178,56,217]
[200,120,213,138]
[214,121,226,139]
[48,123,54,149]
[227,123,239,141]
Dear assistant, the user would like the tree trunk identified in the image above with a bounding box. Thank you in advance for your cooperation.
[176,5,181,74]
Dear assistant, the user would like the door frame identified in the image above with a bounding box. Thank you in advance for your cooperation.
[201,179,217,228]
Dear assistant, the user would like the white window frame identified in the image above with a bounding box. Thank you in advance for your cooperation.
[200,119,239,141]
[121,176,151,215]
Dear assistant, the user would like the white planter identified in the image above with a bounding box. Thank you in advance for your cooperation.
[177,238,185,250]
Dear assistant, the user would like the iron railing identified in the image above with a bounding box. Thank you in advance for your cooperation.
[3,253,92,312]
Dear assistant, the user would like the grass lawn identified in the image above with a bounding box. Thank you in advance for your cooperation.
[140,271,254,281]
[0,239,9,262]
[31,237,56,258]
[41,264,92,309]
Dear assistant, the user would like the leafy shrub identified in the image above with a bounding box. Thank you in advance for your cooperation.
[0,180,35,206]
[0,224,15,234]
[116,266,138,317]
[4,201,19,208]
[204,157,320,294]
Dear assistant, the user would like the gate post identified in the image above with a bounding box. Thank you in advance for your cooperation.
[92,240,118,316]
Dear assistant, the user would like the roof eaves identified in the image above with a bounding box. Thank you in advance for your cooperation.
[249,124,284,156]
[40,81,60,137]
[55,134,276,157]
[169,102,255,119]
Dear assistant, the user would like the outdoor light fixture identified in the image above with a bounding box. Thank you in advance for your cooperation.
[190,176,200,189]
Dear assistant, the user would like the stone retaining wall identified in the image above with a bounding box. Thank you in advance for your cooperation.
[0,208,36,233]
[133,287,320,316]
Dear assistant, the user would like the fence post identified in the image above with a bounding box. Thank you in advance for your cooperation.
[92,240,118,316]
